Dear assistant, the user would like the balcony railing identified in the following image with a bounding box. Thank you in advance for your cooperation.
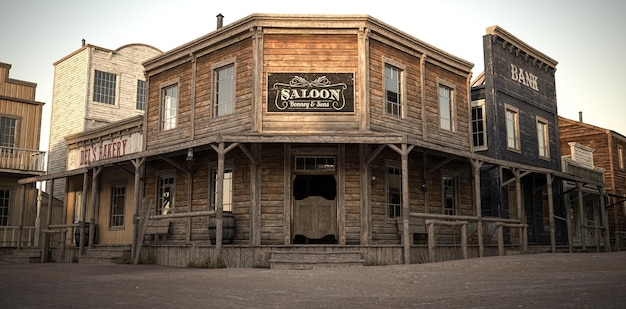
[0,146,46,173]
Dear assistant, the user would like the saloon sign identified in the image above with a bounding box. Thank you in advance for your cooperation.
[268,73,354,112]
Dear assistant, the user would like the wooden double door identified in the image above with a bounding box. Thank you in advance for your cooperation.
[293,174,337,244]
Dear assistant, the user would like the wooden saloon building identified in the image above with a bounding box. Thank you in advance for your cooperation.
[13,14,610,267]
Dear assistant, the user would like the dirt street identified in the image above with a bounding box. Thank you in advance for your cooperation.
[1,252,625,308]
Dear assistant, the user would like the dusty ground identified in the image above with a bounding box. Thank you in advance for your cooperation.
[1,252,625,308]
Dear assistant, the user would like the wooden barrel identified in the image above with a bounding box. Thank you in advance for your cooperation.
[209,211,235,245]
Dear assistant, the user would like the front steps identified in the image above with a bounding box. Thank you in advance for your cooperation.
[78,246,131,264]
[1,249,41,263]
[269,251,365,270]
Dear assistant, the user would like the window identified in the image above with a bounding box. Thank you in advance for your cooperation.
[110,185,125,227]
[443,176,457,215]
[136,80,146,110]
[161,84,178,131]
[386,166,402,218]
[93,70,117,105]
[619,146,624,169]
[211,167,233,212]
[536,117,550,159]
[0,189,9,226]
[214,64,235,117]
[471,100,487,150]
[0,117,17,148]
[505,105,520,151]
[157,175,175,215]
[439,84,454,131]
[384,64,402,117]
[295,157,335,172]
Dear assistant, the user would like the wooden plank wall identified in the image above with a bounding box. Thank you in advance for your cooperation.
[262,34,360,132]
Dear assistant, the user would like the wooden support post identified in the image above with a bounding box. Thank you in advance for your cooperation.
[17,185,26,249]
[578,182,587,251]
[598,186,611,252]
[427,221,436,263]
[359,144,371,245]
[41,179,54,263]
[251,144,261,246]
[401,145,411,264]
[594,206,601,253]
[79,172,89,255]
[565,186,575,253]
[497,224,504,256]
[461,223,468,259]
[546,173,556,253]
[471,159,484,257]
[215,142,225,253]
[89,167,102,249]
[130,158,145,262]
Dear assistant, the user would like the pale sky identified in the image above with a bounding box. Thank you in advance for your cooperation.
[1,0,625,153]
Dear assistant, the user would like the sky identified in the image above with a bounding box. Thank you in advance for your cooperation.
[1,0,625,153]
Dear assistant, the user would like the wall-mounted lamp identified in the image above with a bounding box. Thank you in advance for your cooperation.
[421,183,428,193]
[371,176,377,186]
[186,148,194,161]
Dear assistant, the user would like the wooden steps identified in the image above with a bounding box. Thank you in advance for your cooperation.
[269,251,364,270]
[2,249,41,263]
[78,246,131,264]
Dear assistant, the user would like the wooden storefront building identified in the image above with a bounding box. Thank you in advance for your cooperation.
[12,15,609,267]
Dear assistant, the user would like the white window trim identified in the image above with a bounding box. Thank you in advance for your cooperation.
[209,160,234,212]
[471,99,488,151]
[159,79,180,132]
[383,58,407,119]
[536,116,550,160]
[437,78,456,132]
[211,58,236,118]
[504,103,521,152]
[441,170,459,216]
[385,160,402,219]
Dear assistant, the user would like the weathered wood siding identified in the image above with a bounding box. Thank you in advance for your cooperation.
[368,39,422,136]
[262,34,360,132]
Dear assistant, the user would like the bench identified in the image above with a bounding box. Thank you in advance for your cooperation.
[396,218,427,245]
[145,220,170,242]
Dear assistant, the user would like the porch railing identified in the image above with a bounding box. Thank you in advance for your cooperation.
[0,226,36,248]
[0,146,46,173]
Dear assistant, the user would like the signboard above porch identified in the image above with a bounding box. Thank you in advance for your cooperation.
[268,73,355,113]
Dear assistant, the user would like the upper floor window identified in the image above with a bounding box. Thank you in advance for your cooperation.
[438,84,454,131]
[471,99,487,150]
[0,117,17,148]
[0,189,9,226]
[136,80,146,111]
[536,117,550,159]
[93,70,117,105]
[505,105,520,151]
[211,167,233,212]
[619,146,624,169]
[442,175,458,215]
[214,64,235,117]
[161,84,178,131]
[110,185,126,228]
[386,165,402,219]
[157,174,175,215]
[384,64,403,118]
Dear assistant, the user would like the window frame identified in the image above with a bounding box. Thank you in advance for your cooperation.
[209,161,234,212]
[212,60,236,118]
[441,173,458,216]
[110,184,126,228]
[160,80,179,131]
[136,80,146,111]
[93,70,117,105]
[619,146,624,169]
[0,188,10,226]
[471,99,487,151]
[156,172,175,215]
[438,80,456,132]
[383,60,406,119]
[504,104,521,152]
[0,116,17,149]
[536,116,550,160]
[386,162,402,219]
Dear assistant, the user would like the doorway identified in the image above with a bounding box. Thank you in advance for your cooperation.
[293,174,337,244]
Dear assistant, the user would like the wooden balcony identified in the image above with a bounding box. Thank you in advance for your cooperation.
[0,146,46,174]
